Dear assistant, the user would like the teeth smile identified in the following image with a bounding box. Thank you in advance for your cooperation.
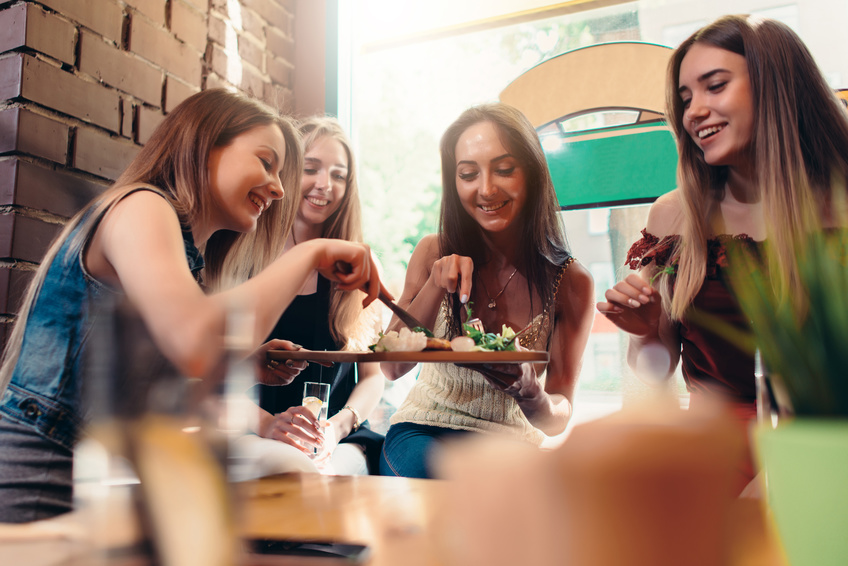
[249,194,266,213]
[306,196,329,207]
[480,201,507,212]
[698,125,724,139]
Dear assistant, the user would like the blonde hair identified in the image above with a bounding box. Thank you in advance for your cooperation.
[0,89,301,393]
[298,116,379,350]
[661,15,848,320]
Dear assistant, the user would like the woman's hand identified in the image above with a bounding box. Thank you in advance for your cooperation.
[259,406,324,455]
[312,420,341,467]
[312,239,386,307]
[597,273,663,337]
[429,254,475,302]
[254,339,307,386]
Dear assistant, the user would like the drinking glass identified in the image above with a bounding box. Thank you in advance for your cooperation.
[302,382,330,455]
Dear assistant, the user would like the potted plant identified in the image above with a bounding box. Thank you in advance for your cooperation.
[721,230,848,566]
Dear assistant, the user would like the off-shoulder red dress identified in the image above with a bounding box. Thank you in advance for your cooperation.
[626,229,758,490]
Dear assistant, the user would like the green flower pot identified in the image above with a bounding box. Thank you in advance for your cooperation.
[756,420,848,566]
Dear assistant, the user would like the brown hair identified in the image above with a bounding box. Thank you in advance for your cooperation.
[297,116,378,350]
[0,89,302,392]
[661,15,848,319]
[438,103,570,336]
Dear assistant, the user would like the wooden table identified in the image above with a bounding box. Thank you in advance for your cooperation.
[238,473,448,566]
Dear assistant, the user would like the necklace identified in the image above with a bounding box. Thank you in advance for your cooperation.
[478,267,519,309]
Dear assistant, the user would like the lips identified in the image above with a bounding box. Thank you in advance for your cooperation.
[248,193,267,213]
[479,200,508,212]
[305,195,330,207]
[697,124,725,139]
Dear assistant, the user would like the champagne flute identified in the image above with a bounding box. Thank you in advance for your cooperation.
[302,382,330,456]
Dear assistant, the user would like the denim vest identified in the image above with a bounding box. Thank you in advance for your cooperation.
[0,190,204,450]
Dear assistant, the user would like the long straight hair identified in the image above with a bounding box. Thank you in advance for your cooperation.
[0,89,301,393]
[298,116,378,350]
[438,103,571,336]
[661,15,848,319]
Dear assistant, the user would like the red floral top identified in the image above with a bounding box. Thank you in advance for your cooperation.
[625,229,760,406]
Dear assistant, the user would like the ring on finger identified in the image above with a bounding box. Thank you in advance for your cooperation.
[285,359,295,369]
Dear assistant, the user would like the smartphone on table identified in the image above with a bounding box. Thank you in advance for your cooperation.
[243,537,371,565]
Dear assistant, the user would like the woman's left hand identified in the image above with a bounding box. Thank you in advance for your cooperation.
[254,339,308,386]
[477,361,544,402]
[313,420,341,467]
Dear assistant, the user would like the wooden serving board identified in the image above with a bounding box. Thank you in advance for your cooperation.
[267,349,549,364]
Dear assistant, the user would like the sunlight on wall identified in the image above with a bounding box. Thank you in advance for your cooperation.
[224,0,244,86]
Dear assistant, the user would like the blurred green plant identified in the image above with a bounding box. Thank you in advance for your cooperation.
[705,231,848,417]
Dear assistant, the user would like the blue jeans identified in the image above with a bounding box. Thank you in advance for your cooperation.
[379,422,471,479]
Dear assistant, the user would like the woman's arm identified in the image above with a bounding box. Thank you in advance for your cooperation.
[328,362,384,439]
[524,261,595,435]
[90,191,382,379]
[381,234,473,380]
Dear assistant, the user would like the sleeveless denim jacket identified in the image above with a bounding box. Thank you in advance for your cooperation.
[0,189,204,451]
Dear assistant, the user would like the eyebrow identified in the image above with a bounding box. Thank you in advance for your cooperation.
[304,156,348,170]
[678,68,731,95]
[457,153,513,167]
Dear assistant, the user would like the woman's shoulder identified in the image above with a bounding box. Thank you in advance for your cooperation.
[410,234,440,261]
[645,189,685,238]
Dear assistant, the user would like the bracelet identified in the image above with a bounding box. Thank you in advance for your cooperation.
[342,405,362,432]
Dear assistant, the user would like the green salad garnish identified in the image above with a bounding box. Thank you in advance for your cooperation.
[462,303,517,351]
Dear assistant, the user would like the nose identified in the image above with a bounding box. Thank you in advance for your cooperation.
[684,94,708,126]
[479,172,497,198]
[269,175,284,200]
[314,168,329,190]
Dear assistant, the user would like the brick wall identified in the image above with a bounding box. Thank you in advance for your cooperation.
[0,0,301,344]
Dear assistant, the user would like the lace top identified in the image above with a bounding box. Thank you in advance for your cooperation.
[626,229,759,404]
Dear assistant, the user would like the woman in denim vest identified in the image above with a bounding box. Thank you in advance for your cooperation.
[0,89,385,523]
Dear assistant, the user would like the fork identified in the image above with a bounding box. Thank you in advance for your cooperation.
[465,317,486,335]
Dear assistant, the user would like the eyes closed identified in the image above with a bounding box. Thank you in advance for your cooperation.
[457,166,517,182]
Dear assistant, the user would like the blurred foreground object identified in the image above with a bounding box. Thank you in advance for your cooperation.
[435,396,779,566]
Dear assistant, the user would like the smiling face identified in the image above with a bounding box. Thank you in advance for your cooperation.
[207,123,286,233]
[454,121,527,235]
[297,135,349,230]
[678,43,755,170]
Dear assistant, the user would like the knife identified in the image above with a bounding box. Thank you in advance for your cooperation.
[333,261,434,336]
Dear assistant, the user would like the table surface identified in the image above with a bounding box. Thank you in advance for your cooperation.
[238,473,448,566]
[0,472,788,566]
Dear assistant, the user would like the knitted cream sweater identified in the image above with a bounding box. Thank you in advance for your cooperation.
[390,301,553,446]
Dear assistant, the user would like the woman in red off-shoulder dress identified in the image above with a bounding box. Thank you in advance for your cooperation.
[597,15,848,495]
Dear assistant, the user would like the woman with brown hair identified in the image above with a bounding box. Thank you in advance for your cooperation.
[379,103,595,479]
[0,90,385,522]
[247,117,386,475]
[597,15,848,493]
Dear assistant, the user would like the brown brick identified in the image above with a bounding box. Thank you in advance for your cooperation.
[277,0,295,12]
[0,4,73,63]
[0,107,70,164]
[204,72,232,92]
[207,13,229,47]
[0,4,27,56]
[240,8,266,41]
[74,126,139,180]
[208,43,233,82]
[239,64,266,100]
[266,55,291,87]
[136,105,165,144]
[266,26,293,62]
[24,3,77,65]
[129,16,202,84]
[183,0,210,11]
[238,35,264,70]
[0,53,24,100]
[121,98,134,138]
[0,158,105,217]
[124,0,167,27]
[171,0,207,53]
[79,31,163,105]
[0,213,62,264]
[38,0,124,44]
[240,0,288,30]
[19,55,120,132]
[0,266,35,315]
[164,76,198,112]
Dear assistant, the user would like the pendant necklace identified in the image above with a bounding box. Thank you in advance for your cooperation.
[479,267,519,309]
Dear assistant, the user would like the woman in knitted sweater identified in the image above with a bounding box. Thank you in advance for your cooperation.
[379,103,595,479]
